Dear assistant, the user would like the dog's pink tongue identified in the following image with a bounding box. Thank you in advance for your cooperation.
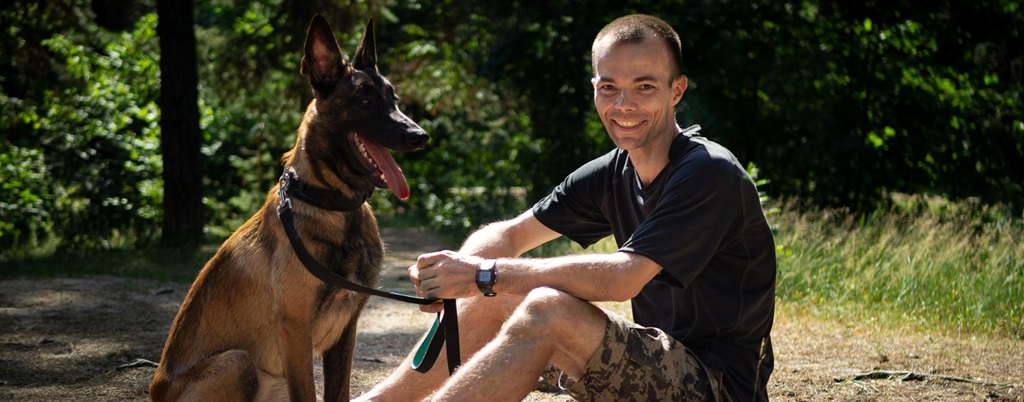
[361,138,411,199]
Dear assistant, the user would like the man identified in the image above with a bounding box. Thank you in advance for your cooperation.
[356,14,775,402]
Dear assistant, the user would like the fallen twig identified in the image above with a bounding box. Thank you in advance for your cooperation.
[116,358,159,371]
[845,370,1014,388]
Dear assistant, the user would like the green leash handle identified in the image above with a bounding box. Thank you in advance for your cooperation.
[411,299,460,375]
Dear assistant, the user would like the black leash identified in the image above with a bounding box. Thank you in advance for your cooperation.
[275,169,460,375]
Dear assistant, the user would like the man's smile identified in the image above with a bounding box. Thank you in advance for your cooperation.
[614,119,644,129]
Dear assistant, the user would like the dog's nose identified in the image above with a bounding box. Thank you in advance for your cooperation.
[409,130,429,150]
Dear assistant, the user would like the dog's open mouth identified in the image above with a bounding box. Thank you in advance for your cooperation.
[353,134,411,199]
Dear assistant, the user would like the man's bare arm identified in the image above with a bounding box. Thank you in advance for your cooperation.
[458,210,561,258]
[415,249,661,302]
[487,251,661,302]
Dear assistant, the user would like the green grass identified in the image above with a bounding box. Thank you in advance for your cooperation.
[772,199,1022,339]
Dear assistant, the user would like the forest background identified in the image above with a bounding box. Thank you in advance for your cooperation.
[1,0,1022,340]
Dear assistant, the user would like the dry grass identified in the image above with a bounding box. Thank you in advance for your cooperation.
[770,200,1023,338]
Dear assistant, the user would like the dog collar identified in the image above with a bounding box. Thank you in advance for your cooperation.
[278,168,369,212]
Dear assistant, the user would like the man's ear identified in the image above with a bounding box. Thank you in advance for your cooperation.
[300,14,349,97]
[671,75,688,105]
[351,18,379,73]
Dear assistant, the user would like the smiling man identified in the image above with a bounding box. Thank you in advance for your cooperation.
[355,14,776,402]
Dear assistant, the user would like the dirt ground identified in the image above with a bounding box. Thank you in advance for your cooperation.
[1,227,1021,401]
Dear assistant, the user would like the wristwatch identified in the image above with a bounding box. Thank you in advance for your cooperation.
[476,259,498,297]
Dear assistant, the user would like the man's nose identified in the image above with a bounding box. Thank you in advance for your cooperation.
[615,90,637,111]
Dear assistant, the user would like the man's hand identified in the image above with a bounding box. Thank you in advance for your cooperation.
[409,250,488,312]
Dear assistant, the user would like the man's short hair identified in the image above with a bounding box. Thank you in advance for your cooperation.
[592,14,683,79]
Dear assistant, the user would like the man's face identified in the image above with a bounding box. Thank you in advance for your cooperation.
[591,38,686,154]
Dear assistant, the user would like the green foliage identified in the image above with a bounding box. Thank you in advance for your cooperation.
[676,1,1023,213]
[353,2,546,237]
[0,145,51,248]
[1,0,1022,256]
[1,10,161,254]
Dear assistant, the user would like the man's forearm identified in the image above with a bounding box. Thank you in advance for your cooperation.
[492,252,661,302]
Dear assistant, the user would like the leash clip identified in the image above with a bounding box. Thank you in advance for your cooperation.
[276,170,294,216]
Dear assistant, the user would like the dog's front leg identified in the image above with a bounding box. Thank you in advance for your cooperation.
[277,309,318,402]
[323,308,363,402]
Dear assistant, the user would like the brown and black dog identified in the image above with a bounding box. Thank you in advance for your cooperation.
[149,14,428,402]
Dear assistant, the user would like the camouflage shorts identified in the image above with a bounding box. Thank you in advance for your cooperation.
[558,311,731,402]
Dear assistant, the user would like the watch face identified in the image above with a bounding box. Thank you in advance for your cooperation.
[478,271,494,283]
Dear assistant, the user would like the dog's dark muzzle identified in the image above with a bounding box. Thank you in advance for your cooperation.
[390,110,429,151]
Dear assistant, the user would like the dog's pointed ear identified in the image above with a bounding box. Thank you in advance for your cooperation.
[301,14,349,97]
[351,18,378,73]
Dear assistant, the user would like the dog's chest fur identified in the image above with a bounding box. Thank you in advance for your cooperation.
[304,207,382,351]
[310,288,368,352]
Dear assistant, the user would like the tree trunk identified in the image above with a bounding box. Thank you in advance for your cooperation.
[157,0,204,246]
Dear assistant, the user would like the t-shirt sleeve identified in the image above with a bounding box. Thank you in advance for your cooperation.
[619,146,746,287]
[532,155,614,248]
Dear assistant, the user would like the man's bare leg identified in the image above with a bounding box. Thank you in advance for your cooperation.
[430,287,607,402]
[353,294,522,402]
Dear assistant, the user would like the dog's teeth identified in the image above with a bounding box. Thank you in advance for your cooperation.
[355,135,381,171]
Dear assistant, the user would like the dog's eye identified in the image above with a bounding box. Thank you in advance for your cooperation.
[359,97,372,106]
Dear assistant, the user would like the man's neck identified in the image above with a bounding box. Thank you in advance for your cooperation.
[628,127,681,187]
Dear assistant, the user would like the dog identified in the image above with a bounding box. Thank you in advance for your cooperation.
[149,14,428,402]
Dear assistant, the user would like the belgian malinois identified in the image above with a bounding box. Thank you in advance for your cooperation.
[149,14,428,402]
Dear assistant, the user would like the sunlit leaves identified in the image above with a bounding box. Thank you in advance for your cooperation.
[2,12,162,251]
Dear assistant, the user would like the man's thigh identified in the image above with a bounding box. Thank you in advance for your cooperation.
[558,311,730,402]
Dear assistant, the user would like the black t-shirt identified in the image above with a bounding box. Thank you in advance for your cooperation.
[532,126,776,402]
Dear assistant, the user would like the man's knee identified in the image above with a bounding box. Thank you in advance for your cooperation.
[517,287,578,322]
[504,287,607,377]
[506,287,601,336]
